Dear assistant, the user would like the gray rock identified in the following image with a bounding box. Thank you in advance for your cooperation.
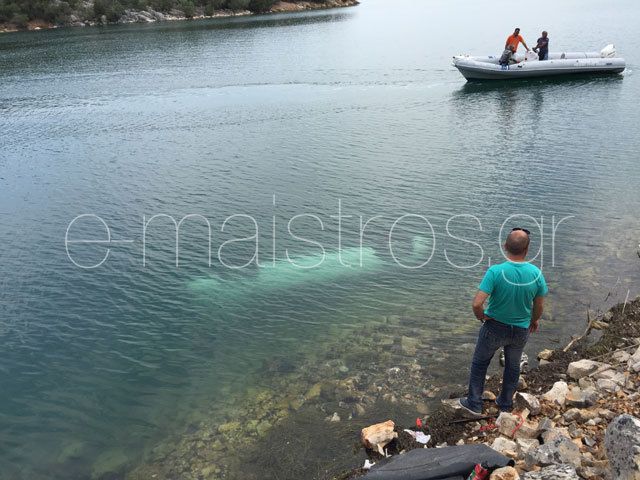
[541,427,571,444]
[628,346,640,372]
[525,435,581,470]
[516,392,541,415]
[567,423,582,439]
[522,464,579,479]
[604,414,640,480]
[538,417,553,432]
[515,437,540,457]
[613,350,631,363]
[597,378,620,393]
[578,377,596,390]
[563,408,581,422]
[567,359,606,379]
[100,14,107,24]
[594,369,627,385]
[565,388,596,408]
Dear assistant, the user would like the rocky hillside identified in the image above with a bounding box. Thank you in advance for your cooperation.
[1,0,358,32]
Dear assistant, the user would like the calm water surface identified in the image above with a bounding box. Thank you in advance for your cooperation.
[1,0,639,478]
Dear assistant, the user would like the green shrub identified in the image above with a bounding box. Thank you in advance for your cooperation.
[248,0,274,12]
[179,0,194,16]
[0,3,19,23]
[226,0,248,10]
[12,12,29,28]
[92,0,106,17]
[105,2,123,21]
[151,0,173,12]
[43,4,63,22]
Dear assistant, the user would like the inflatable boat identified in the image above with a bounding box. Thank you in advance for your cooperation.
[453,45,625,81]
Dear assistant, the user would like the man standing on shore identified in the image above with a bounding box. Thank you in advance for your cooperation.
[505,28,530,53]
[458,229,547,416]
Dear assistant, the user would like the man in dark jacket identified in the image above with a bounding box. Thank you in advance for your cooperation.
[534,31,550,61]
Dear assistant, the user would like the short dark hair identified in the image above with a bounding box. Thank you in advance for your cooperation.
[505,231,530,255]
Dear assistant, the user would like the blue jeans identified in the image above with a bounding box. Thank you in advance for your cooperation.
[465,319,529,412]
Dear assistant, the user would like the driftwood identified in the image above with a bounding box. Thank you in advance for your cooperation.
[563,307,596,352]
[588,341,640,361]
[622,289,631,316]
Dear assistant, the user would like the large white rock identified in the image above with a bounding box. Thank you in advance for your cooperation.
[496,412,522,438]
[542,381,569,407]
[604,414,640,480]
[361,420,397,455]
[567,359,606,379]
[491,436,517,455]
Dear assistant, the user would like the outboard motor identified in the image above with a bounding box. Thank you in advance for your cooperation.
[600,44,616,58]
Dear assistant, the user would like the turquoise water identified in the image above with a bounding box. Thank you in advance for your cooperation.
[1,0,640,478]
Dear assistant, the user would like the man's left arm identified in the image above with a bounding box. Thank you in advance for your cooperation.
[530,296,544,332]
[472,290,490,322]
[521,37,530,51]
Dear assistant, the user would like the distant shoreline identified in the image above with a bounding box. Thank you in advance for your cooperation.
[0,0,359,34]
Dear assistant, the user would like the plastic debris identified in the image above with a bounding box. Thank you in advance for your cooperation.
[403,429,431,444]
[363,459,375,470]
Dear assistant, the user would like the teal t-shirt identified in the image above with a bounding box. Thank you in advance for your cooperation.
[478,261,548,328]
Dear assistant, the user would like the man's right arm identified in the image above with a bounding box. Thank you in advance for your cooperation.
[530,296,544,332]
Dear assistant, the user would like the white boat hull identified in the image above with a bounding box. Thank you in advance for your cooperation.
[453,51,626,81]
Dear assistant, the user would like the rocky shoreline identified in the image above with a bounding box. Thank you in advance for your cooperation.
[339,298,640,480]
[1,0,359,33]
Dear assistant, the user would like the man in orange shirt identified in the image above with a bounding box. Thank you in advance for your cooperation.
[505,28,530,53]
